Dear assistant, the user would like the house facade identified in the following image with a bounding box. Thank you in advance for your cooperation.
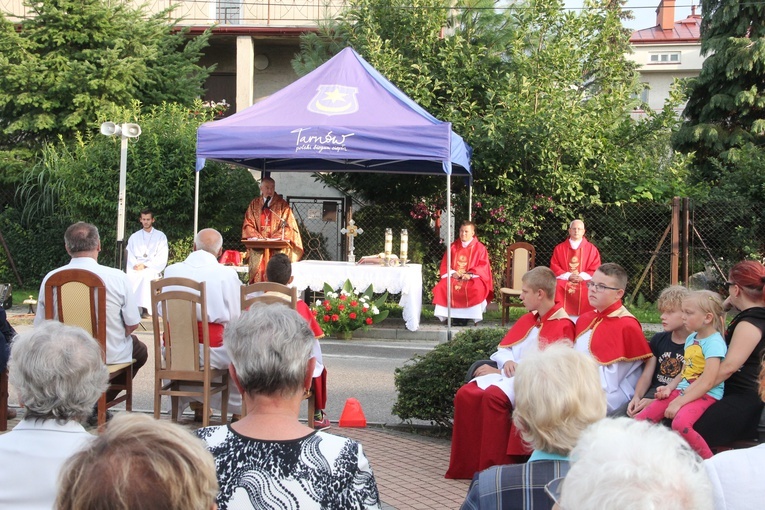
[628,0,703,115]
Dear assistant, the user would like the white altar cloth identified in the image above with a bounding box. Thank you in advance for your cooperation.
[291,260,423,331]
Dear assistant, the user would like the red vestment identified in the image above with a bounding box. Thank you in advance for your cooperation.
[445,307,574,480]
[499,304,575,348]
[575,300,652,365]
[550,238,601,316]
[242,194,303,282]
[432,237,493,309]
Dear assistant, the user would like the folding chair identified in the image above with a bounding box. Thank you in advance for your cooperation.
[151,277,229,427]
[44,269,134,428]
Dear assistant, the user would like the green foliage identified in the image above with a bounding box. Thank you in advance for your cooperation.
[294,0,689,296]
[392,327,504,428]
[673,0,765,181]
[0,206,70,287]
[0,0,213,148]
[11,102,258,281]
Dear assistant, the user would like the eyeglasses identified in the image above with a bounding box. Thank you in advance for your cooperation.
[544,477,564,506]
[586,281,620,293]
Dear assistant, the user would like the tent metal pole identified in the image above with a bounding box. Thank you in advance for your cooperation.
[468,178,473,221]
[193,170,200,235]
[447,174,452,339]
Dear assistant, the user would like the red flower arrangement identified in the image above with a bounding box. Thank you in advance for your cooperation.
[310,279,389,336]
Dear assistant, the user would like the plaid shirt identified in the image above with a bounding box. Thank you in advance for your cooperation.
[461,458,569,510]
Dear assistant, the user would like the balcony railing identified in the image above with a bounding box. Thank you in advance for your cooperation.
[1,0,347,26]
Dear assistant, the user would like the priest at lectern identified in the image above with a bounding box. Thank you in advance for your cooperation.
[242,177,303,282]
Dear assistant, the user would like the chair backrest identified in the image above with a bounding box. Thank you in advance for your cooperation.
[240,282,298,311]
[151,277,208,372]
[505,242,536,290]
[44,269,107,353]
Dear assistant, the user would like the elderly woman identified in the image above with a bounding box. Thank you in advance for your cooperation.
[461,343,606,510]
[558,418,713,510]
[57,413,218,510]
[196,303,381,510]
[0,321,108,509]
[694,260,765,446]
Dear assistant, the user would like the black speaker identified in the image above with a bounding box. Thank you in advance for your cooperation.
[0,283,12,309]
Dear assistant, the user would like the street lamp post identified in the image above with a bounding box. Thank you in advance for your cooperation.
[100,121,141,271]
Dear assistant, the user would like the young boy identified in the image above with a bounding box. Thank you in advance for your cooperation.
[265,254,330,430]
[446,266,575,479]
[620,285,689,417]
[574,263,653,415]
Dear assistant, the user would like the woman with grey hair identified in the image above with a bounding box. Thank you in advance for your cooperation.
[0,321,108,509]
[196,303,381,510]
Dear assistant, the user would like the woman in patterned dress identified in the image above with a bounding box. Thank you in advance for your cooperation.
[196,302,381,510]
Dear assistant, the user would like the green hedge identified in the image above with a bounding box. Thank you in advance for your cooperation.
[392,327,505,428]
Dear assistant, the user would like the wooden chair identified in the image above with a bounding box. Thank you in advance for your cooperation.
[44,269,134,428]
[499,242,536,326]
[241,281,298,310]
[0,369,8,431]
[240,282,314,427]
[151,277,229,427]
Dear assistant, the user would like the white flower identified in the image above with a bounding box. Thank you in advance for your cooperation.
[340,290,350,297]
[371,306,379,315]
[315,300,322,307]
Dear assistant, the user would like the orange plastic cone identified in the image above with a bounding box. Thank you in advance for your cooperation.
[339,398,367,427]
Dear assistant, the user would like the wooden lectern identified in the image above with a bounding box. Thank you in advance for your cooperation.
[242,239,290,283]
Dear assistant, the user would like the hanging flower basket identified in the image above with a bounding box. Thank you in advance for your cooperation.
[311,279,389,338]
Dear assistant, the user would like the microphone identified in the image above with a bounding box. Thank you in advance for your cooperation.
[268,207,288,229]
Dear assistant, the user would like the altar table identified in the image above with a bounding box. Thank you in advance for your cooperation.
[291,260,423,331]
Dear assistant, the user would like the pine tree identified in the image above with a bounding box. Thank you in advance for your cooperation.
[673,0,765,181]
[0,0,212,147]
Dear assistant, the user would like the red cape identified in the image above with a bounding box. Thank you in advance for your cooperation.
[498,304,575,348]
[550,238,601,316]
[575,300,651,365]
[432,237,494,308]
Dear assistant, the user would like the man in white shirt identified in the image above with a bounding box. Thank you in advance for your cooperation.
[126,209,168,318]
[0,321,108,509]
[35,222,148,387]
[163,228,242,417]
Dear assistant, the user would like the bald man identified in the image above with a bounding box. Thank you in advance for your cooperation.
[550,219,601,320]
[163,228,242,418]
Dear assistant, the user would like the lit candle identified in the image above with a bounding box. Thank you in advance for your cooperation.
[384,228,392,257]
[400,229,408,262]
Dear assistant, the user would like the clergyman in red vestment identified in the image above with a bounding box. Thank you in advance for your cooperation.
[432,221,493,325]
[445,267,575,479]
[241,177,303,283]
[550,219,601,319]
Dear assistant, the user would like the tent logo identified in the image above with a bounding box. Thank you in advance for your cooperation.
[308,85,359,116]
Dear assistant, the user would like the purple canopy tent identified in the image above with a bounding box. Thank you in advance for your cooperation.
[195,47,472,328]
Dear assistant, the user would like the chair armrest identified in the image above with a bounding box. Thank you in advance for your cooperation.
[464,360,498,383]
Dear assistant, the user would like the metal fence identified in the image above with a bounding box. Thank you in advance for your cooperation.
[291,198,763,306]
[2,190,761,305]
